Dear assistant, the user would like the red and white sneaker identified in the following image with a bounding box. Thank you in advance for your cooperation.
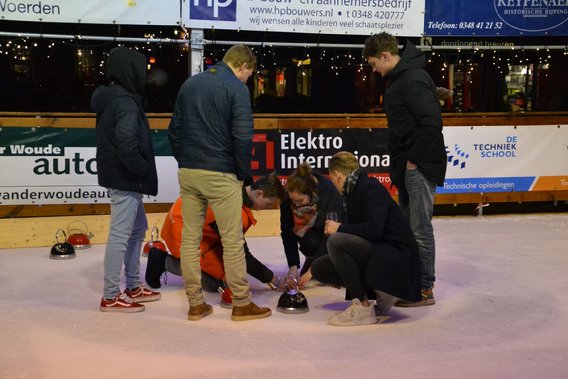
[125,284,162,303]
[218,286,233,309]
[100,293,145,313]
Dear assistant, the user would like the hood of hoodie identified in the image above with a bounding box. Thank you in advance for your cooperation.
[386,41,425,81]
[106,47,147,96]
[91,47,147,114]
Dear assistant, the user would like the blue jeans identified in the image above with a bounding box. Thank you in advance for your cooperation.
[398,168,437,289]
[103,189,148,299]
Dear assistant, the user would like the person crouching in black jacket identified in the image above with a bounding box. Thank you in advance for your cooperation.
[311,151,421,326]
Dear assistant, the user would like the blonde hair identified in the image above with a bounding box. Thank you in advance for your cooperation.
[223,44,257,70]
[328,151,359,175]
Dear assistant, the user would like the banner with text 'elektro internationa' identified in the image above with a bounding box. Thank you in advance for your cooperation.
[440,125,568,194]
[182,0,425,36]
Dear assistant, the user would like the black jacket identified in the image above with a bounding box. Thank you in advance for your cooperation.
[280,173,344,268]
[339,173,422,302]
[168,61,253,180]
[91,47,158,196]
[384,41,447,188]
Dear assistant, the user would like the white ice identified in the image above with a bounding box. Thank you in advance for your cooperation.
[1,214,567,379]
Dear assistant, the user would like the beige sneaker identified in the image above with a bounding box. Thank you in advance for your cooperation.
[231,302,271,321]
[328,299,377,326]
[187,303,213,321]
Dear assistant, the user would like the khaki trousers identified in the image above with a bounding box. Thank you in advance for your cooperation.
[178,168,251,307]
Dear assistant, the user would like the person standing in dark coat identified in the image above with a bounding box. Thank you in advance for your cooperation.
[363,33,447,306]
[311,151,421,326]
[168,44,271,322]
[92,47,161,313]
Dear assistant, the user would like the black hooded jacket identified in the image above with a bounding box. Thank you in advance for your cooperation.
[383,41,447,188]
[91,47,158,196]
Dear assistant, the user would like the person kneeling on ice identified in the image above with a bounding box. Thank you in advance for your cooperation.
[311,151,422,326]
[145,174,287,307]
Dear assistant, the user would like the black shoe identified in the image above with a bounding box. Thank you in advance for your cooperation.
[145,247,167,289]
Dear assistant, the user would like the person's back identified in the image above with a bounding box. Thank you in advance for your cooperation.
[92,47,160,313]
[170,62,253,177]
[168,44,272,322]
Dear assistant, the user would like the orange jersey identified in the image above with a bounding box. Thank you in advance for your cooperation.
[161,197,256,280]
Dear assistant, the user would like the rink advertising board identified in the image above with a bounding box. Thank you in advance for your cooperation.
[440,125,568,194]
[1,125,566,205]
[0,127,393,205]
[0,127,179,205]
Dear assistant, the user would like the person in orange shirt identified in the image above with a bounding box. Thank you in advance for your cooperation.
[145,174,286,306]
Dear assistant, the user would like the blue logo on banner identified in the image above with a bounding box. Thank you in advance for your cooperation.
[447,144,469,169]
[439,177,536,194]
[493,0,568,32]
[190,0,236,21]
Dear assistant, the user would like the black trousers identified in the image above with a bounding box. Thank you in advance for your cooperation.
[311,232,373,300]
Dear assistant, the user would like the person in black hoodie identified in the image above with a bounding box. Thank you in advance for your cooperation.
[312,151,421,326]
[363,33,447,307]
[91,47,160,313]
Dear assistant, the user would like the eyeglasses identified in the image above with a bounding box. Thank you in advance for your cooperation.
[289,193,311,208]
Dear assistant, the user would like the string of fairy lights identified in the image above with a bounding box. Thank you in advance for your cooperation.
[0,34,568,76]
[1,33,567,85]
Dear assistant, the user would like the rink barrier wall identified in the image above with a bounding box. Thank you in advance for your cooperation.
[1,112,567,248]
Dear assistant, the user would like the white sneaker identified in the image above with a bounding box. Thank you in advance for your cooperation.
[328,299,377,326]
[374,290,399,315]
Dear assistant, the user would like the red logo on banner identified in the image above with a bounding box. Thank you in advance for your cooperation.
[252,133,274,170]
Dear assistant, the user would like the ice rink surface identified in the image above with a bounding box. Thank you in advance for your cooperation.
[1,213,567,379]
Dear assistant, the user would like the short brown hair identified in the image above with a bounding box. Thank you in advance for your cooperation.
[362,32,399,59]
[252,173,285,200]
[223,44,257,70]
[286,163,317,195]
[329,151,359,175]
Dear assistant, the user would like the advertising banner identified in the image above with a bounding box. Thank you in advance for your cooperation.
[182,0,425,36]
[424,0,568,36]
[0,127,179,205]
[251,128,393,188]
[440,125,568,194]
[1,125,566,205]
[0,127,393,206]
[0,0,181,25]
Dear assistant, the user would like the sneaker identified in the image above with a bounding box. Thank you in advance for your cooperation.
[231,302,272,321]
[188,303,213,321]
[145,248,168,288]
[374,290,399,315]
[328,299,377,326]
[395,287,435,307]
[218,286,233,309]
[125,284,162,303]
[100,293,145,313]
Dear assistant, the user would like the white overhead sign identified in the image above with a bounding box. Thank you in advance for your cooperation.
[0,0,181,25]
[182,0,426,36]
